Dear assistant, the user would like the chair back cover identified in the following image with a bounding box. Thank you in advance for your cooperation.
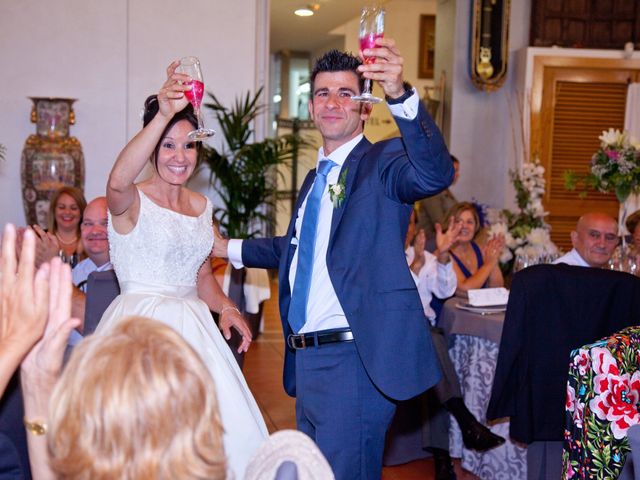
[244,430,334,480]
[487,264,640,443]
[84,270,120,335]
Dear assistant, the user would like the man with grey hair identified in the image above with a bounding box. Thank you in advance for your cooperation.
[553,212,618,268]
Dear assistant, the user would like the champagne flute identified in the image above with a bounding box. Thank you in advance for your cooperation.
[351,6,385,104]
[176,56,215,140]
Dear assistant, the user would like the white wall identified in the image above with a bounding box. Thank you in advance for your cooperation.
[306,0,532,211]
[447,0,532,211]
[0,0,262,227]
[434,0,455,141]
[333,0,438,141]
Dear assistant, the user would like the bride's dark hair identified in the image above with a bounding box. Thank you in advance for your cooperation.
[142,95,200,166]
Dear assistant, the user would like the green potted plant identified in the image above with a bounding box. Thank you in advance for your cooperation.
[199,88,303,238]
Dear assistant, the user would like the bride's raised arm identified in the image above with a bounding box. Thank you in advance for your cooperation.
[107,61,191,221]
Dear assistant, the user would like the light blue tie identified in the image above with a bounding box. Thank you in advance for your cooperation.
[288,159,336,333]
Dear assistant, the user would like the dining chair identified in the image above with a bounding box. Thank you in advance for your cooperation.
[487,264,640,479]
[84,270,120,335]
[619,424,640,479]
[244,429,334,480]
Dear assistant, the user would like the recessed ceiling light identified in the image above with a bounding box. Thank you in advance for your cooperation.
[294,4,320,17]
[294,7,314,17]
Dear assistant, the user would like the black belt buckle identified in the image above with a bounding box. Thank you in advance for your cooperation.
[288,334,307,350]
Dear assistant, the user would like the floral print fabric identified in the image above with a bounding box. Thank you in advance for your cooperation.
[562,326,640,479]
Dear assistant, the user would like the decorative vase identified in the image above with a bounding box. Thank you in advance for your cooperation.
[20,97,85,227]
[618,192,640,236]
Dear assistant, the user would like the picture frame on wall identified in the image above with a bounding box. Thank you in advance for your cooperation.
[418,15,436,79]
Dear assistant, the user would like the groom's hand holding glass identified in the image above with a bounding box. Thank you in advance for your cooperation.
[357,37,407,101]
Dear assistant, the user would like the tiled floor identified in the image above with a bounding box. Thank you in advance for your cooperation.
[243,279,478,479]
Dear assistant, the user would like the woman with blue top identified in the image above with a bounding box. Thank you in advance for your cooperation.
[445,202,504,294]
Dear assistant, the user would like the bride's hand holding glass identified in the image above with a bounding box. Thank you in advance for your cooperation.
[156,60,191,120]
[175,56,215,139]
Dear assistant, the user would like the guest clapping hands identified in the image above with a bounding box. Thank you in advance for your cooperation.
[19,246,80,479]
[434,216,463,262]
[0,224,51,397]
[445,202,505,293]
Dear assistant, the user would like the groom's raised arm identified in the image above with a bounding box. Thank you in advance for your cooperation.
[378,99,454,204]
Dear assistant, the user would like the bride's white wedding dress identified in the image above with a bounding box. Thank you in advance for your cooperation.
[97,188,268,479]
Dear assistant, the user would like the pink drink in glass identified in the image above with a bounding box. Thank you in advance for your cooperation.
[360,33,383,64]
[184,79,204,109]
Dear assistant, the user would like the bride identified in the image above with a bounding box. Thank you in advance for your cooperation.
[98,60,268,478]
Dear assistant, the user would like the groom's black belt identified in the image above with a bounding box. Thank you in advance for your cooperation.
[287,328,354,350]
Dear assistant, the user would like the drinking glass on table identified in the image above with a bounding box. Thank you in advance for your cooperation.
[176,56,215,140]
[351,6,385,104]
[513,254,530,273]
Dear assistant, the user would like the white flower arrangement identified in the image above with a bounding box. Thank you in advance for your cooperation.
[488,159,558,266]
[565,128,640,202]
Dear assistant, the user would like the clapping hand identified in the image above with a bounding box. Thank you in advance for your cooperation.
[0,225,50,371]
[410,229,427,274]
[17,247,80,480]
[30,225,60,268]
[483,235,506,265]
[21,255,81,393]
[435,216,462,255]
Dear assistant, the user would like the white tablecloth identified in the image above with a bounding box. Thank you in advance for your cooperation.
[441,298,526,479]
[222,265,271,314]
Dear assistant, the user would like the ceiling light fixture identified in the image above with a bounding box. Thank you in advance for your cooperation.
[294,7,313,16]
[294,4,320,17]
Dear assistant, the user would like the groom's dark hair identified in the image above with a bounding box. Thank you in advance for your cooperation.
[310,50,364,95]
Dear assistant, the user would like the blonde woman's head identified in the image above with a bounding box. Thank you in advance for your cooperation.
[443,202,481,243]
[48,316,226,479]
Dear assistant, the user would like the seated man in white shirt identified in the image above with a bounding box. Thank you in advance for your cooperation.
[553,212,618,268]
[70,197,112,324]
[406,218,504,479]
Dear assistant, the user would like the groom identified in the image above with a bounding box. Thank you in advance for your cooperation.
[215,39,453,479]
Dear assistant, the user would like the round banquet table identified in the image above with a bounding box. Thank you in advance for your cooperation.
[439,297,527,480]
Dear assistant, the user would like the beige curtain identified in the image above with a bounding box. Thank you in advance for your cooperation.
[619,83,640,235]
[625,83,640,140]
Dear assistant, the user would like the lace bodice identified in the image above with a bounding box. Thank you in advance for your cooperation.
[108,189,214,287]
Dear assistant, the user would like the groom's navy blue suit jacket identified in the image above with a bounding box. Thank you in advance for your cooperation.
[242,103,453,401]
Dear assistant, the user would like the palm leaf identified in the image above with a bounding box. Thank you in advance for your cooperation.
[199,90,307,238]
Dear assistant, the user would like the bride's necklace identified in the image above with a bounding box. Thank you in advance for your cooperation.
[55,232,78,246]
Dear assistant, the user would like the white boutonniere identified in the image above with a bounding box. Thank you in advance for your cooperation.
[328,169,348,208]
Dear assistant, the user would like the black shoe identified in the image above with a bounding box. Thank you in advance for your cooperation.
[461,420,505,452]
[433,451,457,480]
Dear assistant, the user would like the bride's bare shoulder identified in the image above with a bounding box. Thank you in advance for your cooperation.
[188,190,208,213]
